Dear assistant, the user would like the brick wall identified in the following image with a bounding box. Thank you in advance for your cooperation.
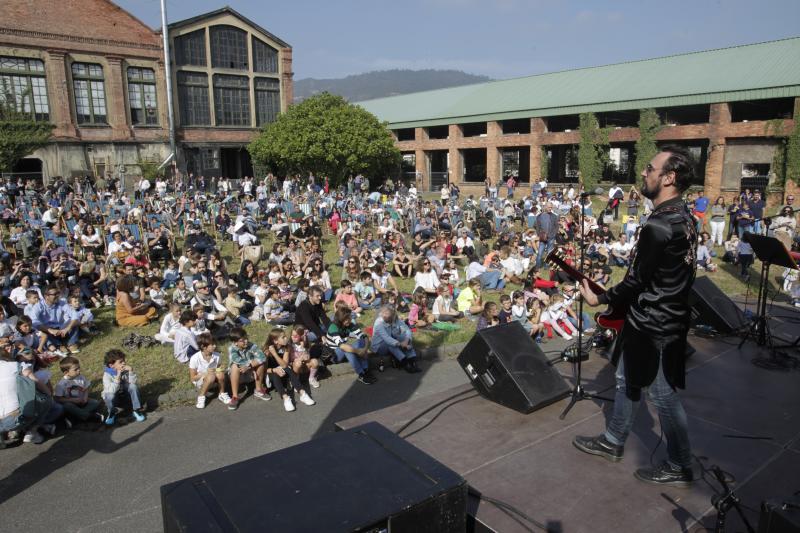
[393,97,799,207]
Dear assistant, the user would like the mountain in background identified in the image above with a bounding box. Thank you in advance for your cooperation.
[293,69,492,103]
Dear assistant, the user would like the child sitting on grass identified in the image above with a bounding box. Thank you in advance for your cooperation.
[102,349,146,425]
[54,356,104,424]
[67,294,98,337]
[173,310,198,363]
[334,279,362,317]
[189,333,231,408]
[156,303,181,345]
[227,327,268,411]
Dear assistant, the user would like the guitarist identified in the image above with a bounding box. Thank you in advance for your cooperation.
[573,146,698,488]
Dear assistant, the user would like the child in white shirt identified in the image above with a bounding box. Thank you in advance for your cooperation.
[155,303,181,344]
[148,277,167,309]
[541,294,576,340]
[173,310,198,364]
[188,332,230,408]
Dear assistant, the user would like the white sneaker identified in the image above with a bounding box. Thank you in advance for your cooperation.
[299,391,316,406]
[23,431,43,444]
[309,376,320,389]
[283,397,295,412]
[217,392,232,405]
[196,395,206,409]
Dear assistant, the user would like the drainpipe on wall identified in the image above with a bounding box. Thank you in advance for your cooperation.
[159,0,177,173]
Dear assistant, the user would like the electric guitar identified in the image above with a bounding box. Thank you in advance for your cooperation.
[544,249,626,334]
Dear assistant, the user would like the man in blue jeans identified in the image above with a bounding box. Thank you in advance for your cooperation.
[573,145,698,487]
[535,203,558,269]
[30,284,81,354]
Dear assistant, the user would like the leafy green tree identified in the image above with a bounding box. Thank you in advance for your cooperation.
[0,81,53,172]
[634,109,662,185]
[248,92,401,185]
[577,112,609,188]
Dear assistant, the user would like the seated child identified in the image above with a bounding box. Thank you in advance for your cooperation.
[227,327,268,410]
[263,328,316,412]
[263,287,294,326]
[148,276,167,309]
[54,356,104,424]
[67,294,98,337]
[354,271,379,310]
[289,325,321,388]
[408,288,432,328]
[334,280,362,316]
[432,284,462,322]
[102,349,146,425]
[191,304,211,336]
[156,303,181,344]
[173,310,199,363]
[162,260,180,289]
[189,333,230,408]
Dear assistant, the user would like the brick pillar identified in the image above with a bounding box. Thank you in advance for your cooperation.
[448,124,461,140]
[415,149,426,190]
[281,48,294,111]
[448,147,461,186]
[487,146,500,183]
[487,120,502,137]
[105,56,132,139]
[44,50,77,138]
[154,59,171,131]
[705,103,730,199]
[530,118,546,182]
[415,127,424,142]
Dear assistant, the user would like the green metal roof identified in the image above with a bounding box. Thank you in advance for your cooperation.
[357,37,800,129]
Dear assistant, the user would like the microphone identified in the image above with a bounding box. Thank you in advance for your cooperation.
[580,187,605,197]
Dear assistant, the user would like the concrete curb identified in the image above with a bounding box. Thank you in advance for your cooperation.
[155,341,469,407]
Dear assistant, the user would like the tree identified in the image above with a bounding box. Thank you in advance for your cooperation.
[577,112,609,188]
[634,109,661,185]
[248,92,401,185]
[0,81,54,172]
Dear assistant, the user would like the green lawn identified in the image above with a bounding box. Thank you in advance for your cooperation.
[74,197,771,407]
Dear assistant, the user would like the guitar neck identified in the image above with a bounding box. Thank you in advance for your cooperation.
[545,251,607,295]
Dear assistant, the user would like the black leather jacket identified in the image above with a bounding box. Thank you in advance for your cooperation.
[599,197,697,394]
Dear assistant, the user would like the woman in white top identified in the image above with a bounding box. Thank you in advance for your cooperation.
[413,258,440,299]
[9,273,40,308]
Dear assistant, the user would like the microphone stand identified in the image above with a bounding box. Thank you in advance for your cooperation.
[559,193,613,420]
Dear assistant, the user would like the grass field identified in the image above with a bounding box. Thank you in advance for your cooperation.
[73,196,778,407]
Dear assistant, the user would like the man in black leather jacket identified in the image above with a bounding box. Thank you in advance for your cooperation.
[573,145,698,487]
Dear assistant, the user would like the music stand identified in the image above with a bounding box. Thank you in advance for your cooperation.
[737,231,799,368]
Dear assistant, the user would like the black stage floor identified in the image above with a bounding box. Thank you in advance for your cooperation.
[337,307,800,532]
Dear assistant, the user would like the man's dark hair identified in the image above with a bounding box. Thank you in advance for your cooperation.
[179,310,196,325]
[229,327,248,342]
[659,144,695,193]
[308,285,323,297]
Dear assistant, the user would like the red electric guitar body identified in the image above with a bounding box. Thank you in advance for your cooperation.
[545,250,627,334]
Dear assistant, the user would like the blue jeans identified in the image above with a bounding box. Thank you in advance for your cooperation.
[479,270,505,290]
[334,338,369,375]
[536,240,554,269]
[48,325,80,348]
[375,343,416,362]
[604,355,692,469]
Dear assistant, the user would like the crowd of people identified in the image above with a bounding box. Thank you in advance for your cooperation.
[0,171,797,447]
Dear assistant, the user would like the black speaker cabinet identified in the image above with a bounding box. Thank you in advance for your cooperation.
[161,422,467,532]
[457,321,571,414]
[690,276,746,333]
[758,500,800,533]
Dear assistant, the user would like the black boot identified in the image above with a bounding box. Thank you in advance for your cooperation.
[634,461,694,487]
[403,358,421,374]
[572,434,624,462]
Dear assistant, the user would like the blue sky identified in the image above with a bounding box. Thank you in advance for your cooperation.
[117,0,800,80]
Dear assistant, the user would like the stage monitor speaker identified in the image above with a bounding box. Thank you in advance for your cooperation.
[457,321,571,414]
[690,276,746,334]
[758,500,800,533]
[161,422,467,533]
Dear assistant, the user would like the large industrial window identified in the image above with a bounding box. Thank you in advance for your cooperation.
[127,67,158,126]
[210,26,248,70]
[252,37,278,73]
[255,77,280,126]
[71,62,107,124]
[177,71,210,126]
[213,74,250,126]
[175,29,207,67]
[0,56,49,121]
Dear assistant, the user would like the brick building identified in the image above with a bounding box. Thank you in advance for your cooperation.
[359,37,800,204]
[0,0,292,183]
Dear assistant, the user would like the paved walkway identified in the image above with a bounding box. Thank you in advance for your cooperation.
[0,359,470,532]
